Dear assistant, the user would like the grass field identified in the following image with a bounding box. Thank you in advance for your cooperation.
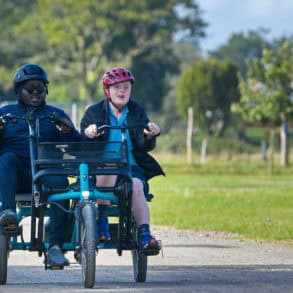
[148,160,293,244]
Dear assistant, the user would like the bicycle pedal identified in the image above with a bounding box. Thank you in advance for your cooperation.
[142,239,161,256]
[143,247,160,256]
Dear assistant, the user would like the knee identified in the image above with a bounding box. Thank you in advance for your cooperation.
[132,178,145,197]
[0,152,19,171]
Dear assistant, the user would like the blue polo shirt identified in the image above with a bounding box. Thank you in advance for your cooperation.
[109,106,137,166]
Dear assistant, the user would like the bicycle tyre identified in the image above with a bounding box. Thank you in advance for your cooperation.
[131,223,147,282]
[80,204,96,288]
[0,233,8,285]
[132,248,147,282]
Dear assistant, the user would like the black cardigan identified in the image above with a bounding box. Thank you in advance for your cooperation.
[80,99,165,179]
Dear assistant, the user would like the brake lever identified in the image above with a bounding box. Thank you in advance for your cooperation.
[96,124,109,137]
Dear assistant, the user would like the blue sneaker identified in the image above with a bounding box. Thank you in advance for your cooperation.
[96,216,110,242]
[47,245,69,268]
[0,209,17,227]
[138,225,161,256]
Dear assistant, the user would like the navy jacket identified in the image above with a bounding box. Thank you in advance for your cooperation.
[0,101,81,166]
[80,99,165,179]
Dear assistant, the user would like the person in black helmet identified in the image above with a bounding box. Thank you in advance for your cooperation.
[0,64,81,268]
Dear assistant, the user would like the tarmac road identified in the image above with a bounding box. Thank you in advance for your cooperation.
[1,226,293,293]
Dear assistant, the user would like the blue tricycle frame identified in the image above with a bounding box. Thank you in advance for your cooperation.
[0,114,149,288]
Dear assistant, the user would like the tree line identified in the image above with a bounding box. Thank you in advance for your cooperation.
[0,0,206,112]
[1,0,293,160]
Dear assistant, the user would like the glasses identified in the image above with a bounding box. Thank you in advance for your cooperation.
[22,86,46,95]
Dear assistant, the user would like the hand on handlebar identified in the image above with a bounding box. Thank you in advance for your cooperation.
[0,112,75,134]
[84,122,160,139]
[51,112,74,134]
[0,114,12,130]
[144,122,160,137]
[84,124,100,139]
[55,123,73,133]
[0,117,4,130]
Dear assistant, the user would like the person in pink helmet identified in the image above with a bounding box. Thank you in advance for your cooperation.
[80,67,164,255]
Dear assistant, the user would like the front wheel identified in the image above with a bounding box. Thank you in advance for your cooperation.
[131,222,147,282]
[131,249,147,282]
[0,232,9,285]
[80,204,96,288]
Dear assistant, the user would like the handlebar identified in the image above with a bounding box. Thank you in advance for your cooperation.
[97,123,149,133]
[96,124,150,140]
[0,112,74,131]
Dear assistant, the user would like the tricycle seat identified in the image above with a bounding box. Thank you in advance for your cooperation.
[15,193,32,202]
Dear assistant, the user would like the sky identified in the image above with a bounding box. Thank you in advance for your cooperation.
[197,0,293,52]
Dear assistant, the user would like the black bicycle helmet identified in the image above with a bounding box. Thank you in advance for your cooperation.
[13,64,49,93]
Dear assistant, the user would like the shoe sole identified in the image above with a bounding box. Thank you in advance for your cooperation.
[47,261,69,269]
[0,219,17,227]
[99,235,111,242]
[141,239,161,256]
[3,224,19,236]
[48,265,64,270]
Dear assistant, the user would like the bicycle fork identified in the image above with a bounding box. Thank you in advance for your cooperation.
[74,163,97,251]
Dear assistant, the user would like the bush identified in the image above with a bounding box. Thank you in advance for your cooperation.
[156,127,260,156]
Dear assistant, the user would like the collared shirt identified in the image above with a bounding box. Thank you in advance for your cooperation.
[109,106,137,166]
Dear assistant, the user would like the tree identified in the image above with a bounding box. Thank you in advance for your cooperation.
[233,41,293,170]
[3,0,207,110]
[177,59,239,135]
[0,0,37,101]
[177,58,239,163]
[209,29,270,78]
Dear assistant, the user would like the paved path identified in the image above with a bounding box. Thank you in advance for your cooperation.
[1,227,293,292]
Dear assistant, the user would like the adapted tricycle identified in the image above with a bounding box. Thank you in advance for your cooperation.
[0,112,157,288]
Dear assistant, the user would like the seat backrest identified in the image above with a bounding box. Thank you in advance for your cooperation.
[15,193,32,202]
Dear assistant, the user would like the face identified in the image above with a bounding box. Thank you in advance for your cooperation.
[108,81,132,110]
[20,79,46,107]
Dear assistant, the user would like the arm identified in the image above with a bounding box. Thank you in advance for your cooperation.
[129,105,160,152]
[80,106,101,140]
[80,104,108,141]
[54,110,81,141]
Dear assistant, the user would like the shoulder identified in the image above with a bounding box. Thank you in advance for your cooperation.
[85,100,106,114]
[43,104,67,116]
[128,100,145,114]
[0,104,19,114]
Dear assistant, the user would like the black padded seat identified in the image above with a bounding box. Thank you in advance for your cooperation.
[15,193,32,202]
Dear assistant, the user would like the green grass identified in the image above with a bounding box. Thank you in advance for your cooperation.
[148,164,293,244]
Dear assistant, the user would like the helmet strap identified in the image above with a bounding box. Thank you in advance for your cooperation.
[104,88,110,97]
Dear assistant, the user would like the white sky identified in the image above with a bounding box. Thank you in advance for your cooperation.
[197,0,293,52]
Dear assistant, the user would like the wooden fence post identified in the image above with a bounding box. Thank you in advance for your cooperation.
[186,107,193,165]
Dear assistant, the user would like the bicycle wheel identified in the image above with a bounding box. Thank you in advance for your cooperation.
[132,248,147,282]
[80,204,96,288]
[131,222,147,282]
[0,233,8,285]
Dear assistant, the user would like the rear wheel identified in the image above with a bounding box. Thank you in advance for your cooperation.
[80,204,96,288]
[0,232,8,284]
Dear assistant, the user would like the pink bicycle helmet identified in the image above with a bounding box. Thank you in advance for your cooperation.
[102,67,134,90]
